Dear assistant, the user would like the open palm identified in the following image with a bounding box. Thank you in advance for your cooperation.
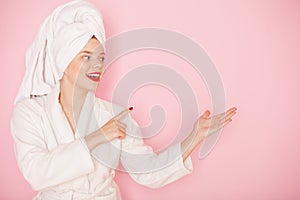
[194,107,237,139]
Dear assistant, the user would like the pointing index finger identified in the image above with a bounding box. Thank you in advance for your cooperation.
[114,107,133,120]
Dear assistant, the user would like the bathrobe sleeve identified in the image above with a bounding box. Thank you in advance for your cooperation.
[120,114,193,189]
[10,101,95,191]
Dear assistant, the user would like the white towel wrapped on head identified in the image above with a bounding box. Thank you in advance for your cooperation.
[14,0,106,104]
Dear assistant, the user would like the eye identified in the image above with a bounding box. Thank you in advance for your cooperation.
[99,57,105,62]
[83,55,90,60]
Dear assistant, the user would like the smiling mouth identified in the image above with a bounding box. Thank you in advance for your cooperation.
[86,72,101,82]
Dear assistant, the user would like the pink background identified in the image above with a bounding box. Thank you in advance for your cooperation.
[1,0,300,199]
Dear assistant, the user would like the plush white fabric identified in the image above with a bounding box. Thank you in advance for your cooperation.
[11,84,193,200]
[14,0,106,104]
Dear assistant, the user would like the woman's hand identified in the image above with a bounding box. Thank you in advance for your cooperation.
[84,107,133,152]
[181,107,237,161]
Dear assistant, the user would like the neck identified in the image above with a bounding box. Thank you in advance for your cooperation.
[59,79,88,121]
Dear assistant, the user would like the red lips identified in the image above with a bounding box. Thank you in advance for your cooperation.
[86,72,101,82]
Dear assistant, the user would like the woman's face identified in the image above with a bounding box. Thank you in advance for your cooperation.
[62,36,105,92]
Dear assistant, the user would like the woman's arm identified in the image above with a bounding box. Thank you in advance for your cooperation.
[119,106,237,188]
[181,107,237,162]
[84,107,132,152]
[119,113,193,189]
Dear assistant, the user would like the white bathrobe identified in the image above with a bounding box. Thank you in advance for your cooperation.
[11,84,193,200]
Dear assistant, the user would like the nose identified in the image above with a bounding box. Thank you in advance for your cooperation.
[91,59,105,69]
[91,64,105,73]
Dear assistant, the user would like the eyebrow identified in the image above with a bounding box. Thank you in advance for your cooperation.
[80,50,105,55]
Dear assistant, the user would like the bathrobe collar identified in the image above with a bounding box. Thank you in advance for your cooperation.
[45,84,97,144]
[44,84,121,168]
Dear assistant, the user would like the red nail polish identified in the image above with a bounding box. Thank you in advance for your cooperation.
[129,107,133,111]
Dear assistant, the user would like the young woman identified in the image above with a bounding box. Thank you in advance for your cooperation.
[11,1,237,199]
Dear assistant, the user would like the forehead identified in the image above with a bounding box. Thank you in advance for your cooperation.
[81,37,104,53]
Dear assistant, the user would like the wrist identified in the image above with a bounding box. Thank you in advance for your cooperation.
[84,134,95,152]
[181,131,205,161]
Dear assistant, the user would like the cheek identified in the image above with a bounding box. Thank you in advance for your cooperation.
[65,60,82,78]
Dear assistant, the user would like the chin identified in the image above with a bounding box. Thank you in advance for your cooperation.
[86,83,99,92]
[75,83,97,93]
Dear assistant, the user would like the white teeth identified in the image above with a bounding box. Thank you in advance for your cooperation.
[87,74,100,78]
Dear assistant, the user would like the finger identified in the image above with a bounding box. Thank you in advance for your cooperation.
[197,111,230,127]
[225,111,236,121]
[228,107,237,112]
[211,107,237,121]
[211,111,236,125]
[212,118,232,131]
[200,110,211,119]
[113,107,133,121]
[117,129,126,139]
[117,125,126,134]
[115,120,127,130]
[206,118,232,136]
[222,118,232,127]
